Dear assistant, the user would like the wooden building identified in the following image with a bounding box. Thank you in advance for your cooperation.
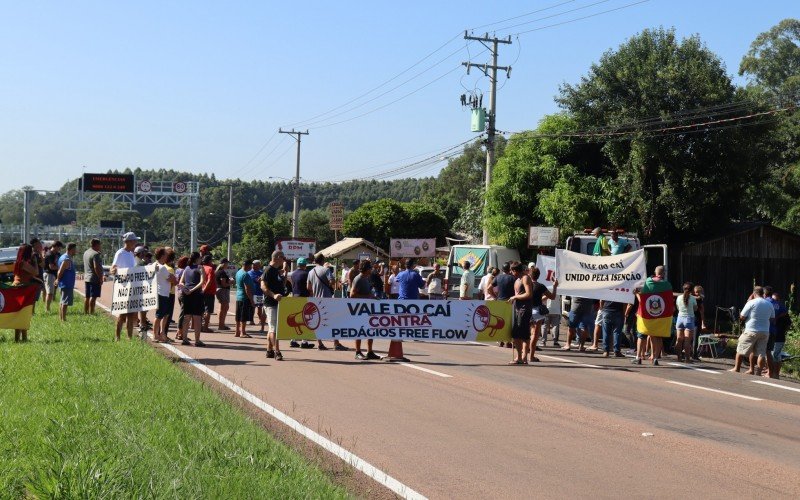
[671,222,800,314]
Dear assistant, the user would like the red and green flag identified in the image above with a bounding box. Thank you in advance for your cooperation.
[636,278,674,338]
[0,284,37,330]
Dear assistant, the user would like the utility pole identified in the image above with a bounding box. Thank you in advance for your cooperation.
[278,128,309,240]
[172,218,176,250]
[462,31,512,245]
[227,185,233,262]
[22,190,31,245]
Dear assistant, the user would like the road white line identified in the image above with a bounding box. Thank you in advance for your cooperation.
[666,380,762,401]
[78,288,427,500]
[752,380,800,394]
[666,362,721,375]
[401,363,453,378]
[537,354,603,369]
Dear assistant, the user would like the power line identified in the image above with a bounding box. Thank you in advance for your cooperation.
[230,130,278,178]
[469,0,578,30]
[282,32,465,128]
[509,0,651,37]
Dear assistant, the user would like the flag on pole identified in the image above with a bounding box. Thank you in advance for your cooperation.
[0,284,38,330]
[636,277,674,338]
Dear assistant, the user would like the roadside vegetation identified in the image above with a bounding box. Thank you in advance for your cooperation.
[0,306,349,499]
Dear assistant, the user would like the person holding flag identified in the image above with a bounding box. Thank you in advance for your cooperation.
[7,244,40,342]
[635,266,673,365]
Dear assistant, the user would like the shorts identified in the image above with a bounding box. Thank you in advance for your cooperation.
[215,288,230,304]
[676,316,695,332]
[568,310,594,331]
[183,292,204,316]
[530,307,546,324]
[85,282,102,298]
[767,330,776,353]
[235,300,252,322]
[59,288,74,306]
[253,294,265,309]
[203,294,215,314]
[772,341,785,360]
[44,274,57,295]
[512,307,532,340]
[156,294,171,319]
[736,331,769,357]
[266,306,278,333]
[595,310,604,326]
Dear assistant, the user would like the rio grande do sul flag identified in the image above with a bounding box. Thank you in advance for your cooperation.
[0,284,38,330]
[636,278,675,338]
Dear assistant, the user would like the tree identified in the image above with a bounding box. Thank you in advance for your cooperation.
[343,199,448,249]
[485,114,594,249]
[422,137,506,225]
[739,19,800,232]
[557,27,758,242]
[298,209,334,248]
[234,214,275,261]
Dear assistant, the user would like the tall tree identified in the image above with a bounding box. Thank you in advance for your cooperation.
[343,199,448,249]
[558,27,758,242]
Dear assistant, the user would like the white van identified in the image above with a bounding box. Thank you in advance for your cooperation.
[444,245,520,299]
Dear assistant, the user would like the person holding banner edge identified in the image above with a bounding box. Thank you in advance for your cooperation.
[350,260,381,360]
[111,232,140,341]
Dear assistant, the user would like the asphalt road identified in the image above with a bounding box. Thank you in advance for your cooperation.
[93,282,800,499]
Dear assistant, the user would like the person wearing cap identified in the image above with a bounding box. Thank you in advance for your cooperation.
[111,232,140,341]
[214,258,232,330]
[248,260,266,332]
[201,254,217,333]
[591,227,610,256]
[234,259,255,338]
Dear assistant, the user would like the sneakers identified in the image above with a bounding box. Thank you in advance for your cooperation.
[552,341,561,348]
[614,351,624,358]
[300,341,314,349]
[334,343,350,351]
[365,351,381,360]
[653,359,660,366]
[181,339,191,346]
[266,350,275,359]
[317,343,329,351]
[631,358,642,365]
[355,352,367,360]
[289,340,300,348]
[195,340,206,348]
[275,351,283,361]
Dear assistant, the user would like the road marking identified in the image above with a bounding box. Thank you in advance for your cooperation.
[537,354,603,369]
[78,288,427,500]
[401,363,453,378]
[666,380,762,401]
[666,362,721,375]
[752,380,800,393]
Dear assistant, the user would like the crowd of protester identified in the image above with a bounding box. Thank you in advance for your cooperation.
[6,235,795,379]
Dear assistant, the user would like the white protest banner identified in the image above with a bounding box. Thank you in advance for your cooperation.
[390,238,436,258]
[110,264,158,316]
[555,249,645,304]
[528,226,560,247]
[277,297,511,342]
[276,238,316,261]
[535,254,556,292]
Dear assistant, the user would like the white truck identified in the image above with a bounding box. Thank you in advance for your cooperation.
[561,230,669,314]
[444,244,520,299]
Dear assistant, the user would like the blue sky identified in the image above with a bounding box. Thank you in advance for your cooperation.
[1,0,795,191]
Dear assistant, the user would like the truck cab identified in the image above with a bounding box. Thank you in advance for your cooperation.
[444,245,520,299]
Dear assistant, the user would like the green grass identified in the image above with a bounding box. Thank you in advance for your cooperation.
[0,304,349,499]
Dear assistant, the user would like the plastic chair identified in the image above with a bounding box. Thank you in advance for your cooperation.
[699,306,740,358]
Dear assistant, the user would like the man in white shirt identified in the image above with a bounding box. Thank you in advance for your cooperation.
[730,286,775,375]
[460,261,475,300]
[111,232,140,341]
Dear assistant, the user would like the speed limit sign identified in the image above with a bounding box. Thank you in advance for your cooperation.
[173,181,187,193]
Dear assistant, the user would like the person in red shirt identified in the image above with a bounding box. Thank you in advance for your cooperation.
[201,254,218,332]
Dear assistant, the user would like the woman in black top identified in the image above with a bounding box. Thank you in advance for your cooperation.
[692,285,706,359]
[528,267,558,363]
[178,252,207,347]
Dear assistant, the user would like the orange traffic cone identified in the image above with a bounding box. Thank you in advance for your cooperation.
[383,340,409,362]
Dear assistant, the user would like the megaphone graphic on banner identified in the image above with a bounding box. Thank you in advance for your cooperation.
[287,302,322,336]
[472,305,505,337]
